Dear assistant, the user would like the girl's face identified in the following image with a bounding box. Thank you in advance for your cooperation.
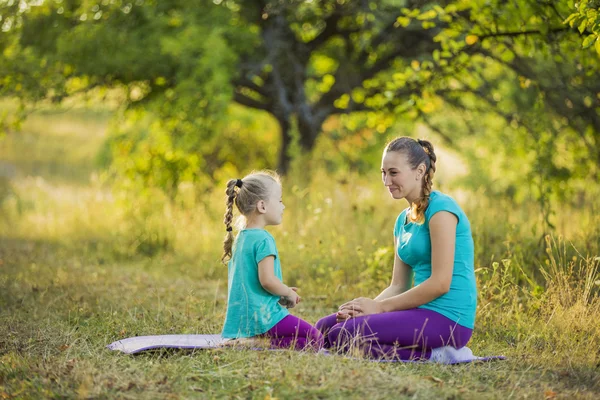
[381,151,424,203]
[263,181,285,225]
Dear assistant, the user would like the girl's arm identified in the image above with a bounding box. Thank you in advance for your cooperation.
[374,237,412,301]
[340,211,457,315]
[257,256,294,297]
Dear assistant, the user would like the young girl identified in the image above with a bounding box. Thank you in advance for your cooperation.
[221,171,324,350]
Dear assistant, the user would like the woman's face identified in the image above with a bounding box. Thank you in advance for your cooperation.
[381,150,424,202]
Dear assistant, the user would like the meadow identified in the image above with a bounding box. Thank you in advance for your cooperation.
[1,104,599,399]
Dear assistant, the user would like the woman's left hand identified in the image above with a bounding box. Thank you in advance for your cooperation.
[338,297,383,317]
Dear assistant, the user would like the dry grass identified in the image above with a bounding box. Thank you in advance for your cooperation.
[1,104,599,399]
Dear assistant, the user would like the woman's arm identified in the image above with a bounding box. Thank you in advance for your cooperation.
[341,211,457,316]
[380,211,457,311]
[374,237,412,301]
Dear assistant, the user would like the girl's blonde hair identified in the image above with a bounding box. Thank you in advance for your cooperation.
[221,170,281,263]
[384,137,437,224]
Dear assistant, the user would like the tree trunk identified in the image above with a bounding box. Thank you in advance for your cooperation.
[276,116,293,174]
[297,107,321,152]
[275,111,324,174]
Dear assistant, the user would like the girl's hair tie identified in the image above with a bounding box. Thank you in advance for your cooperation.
[226,227,233,232]
[235,179,243,188]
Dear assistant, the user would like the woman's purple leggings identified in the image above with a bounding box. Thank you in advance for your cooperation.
[261,315,324,351]
[315,308,472,360]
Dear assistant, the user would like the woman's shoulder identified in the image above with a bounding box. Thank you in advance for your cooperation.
[429,190,458,205]
[426,191,464,217]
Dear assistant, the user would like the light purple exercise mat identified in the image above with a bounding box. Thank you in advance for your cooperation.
[107,334,229,354]
[106,334,506,364]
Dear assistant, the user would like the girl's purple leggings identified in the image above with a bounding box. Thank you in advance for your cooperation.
[315,308,472,360]
[261,315,324,351]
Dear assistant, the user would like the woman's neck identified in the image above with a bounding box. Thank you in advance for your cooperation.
[405,192,419,205]
[405,186,428,205]
[405,190,432,208]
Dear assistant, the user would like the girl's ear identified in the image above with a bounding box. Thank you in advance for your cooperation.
[256,200,267,214]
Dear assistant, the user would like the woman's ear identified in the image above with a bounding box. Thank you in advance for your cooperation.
[417,162,427,179]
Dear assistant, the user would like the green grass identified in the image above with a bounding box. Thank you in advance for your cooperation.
[1,104,599,399]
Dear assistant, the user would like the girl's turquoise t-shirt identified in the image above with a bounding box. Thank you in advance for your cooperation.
[222,229,289,338]
[394,191,477,329]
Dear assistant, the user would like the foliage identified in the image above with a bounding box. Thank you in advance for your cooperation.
[565,0,600,53]
[1,1,599,220]
[97,104,279,201]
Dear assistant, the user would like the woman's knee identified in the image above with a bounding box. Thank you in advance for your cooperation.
[315,313,337,333]
[326,325,340,345]
[326,322,353,344]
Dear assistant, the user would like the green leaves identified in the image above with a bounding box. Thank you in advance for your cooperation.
[582,33,598,49]
[2,0,600,202]
[565,0,600,53]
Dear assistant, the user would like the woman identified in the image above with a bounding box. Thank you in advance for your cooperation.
[315,137,477,360]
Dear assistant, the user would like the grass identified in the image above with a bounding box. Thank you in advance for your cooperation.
[1,103,599,399]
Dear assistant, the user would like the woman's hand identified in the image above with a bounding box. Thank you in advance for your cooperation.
[336,297,383,321]
[335,308,355,322]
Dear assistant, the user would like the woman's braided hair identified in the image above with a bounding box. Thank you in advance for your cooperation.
[385,137,437,223]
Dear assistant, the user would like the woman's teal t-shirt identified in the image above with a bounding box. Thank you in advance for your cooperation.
[222,229,289,338]
[394,191,477,329]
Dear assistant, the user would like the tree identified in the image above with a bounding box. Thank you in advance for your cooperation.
[1,0,599,195]
[0,0,482,173]
[565,0,600,53]
[227,0,450,172]
[438,1,600,180]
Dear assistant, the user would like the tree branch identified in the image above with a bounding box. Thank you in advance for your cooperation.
[233,76,269,98]
[331,101,375,115]
[361,29,440,80]
[477,26,569,40]
[419,113,455,146]
[233,91,272,112]
[306,6,343,50]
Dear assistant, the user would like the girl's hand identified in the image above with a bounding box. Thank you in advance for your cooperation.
[290,287,301,304]
[338,297,383,318]
[280,287,301,308]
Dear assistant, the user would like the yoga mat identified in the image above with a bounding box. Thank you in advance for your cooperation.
[107,334,229,354]
[107,334,505,364]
